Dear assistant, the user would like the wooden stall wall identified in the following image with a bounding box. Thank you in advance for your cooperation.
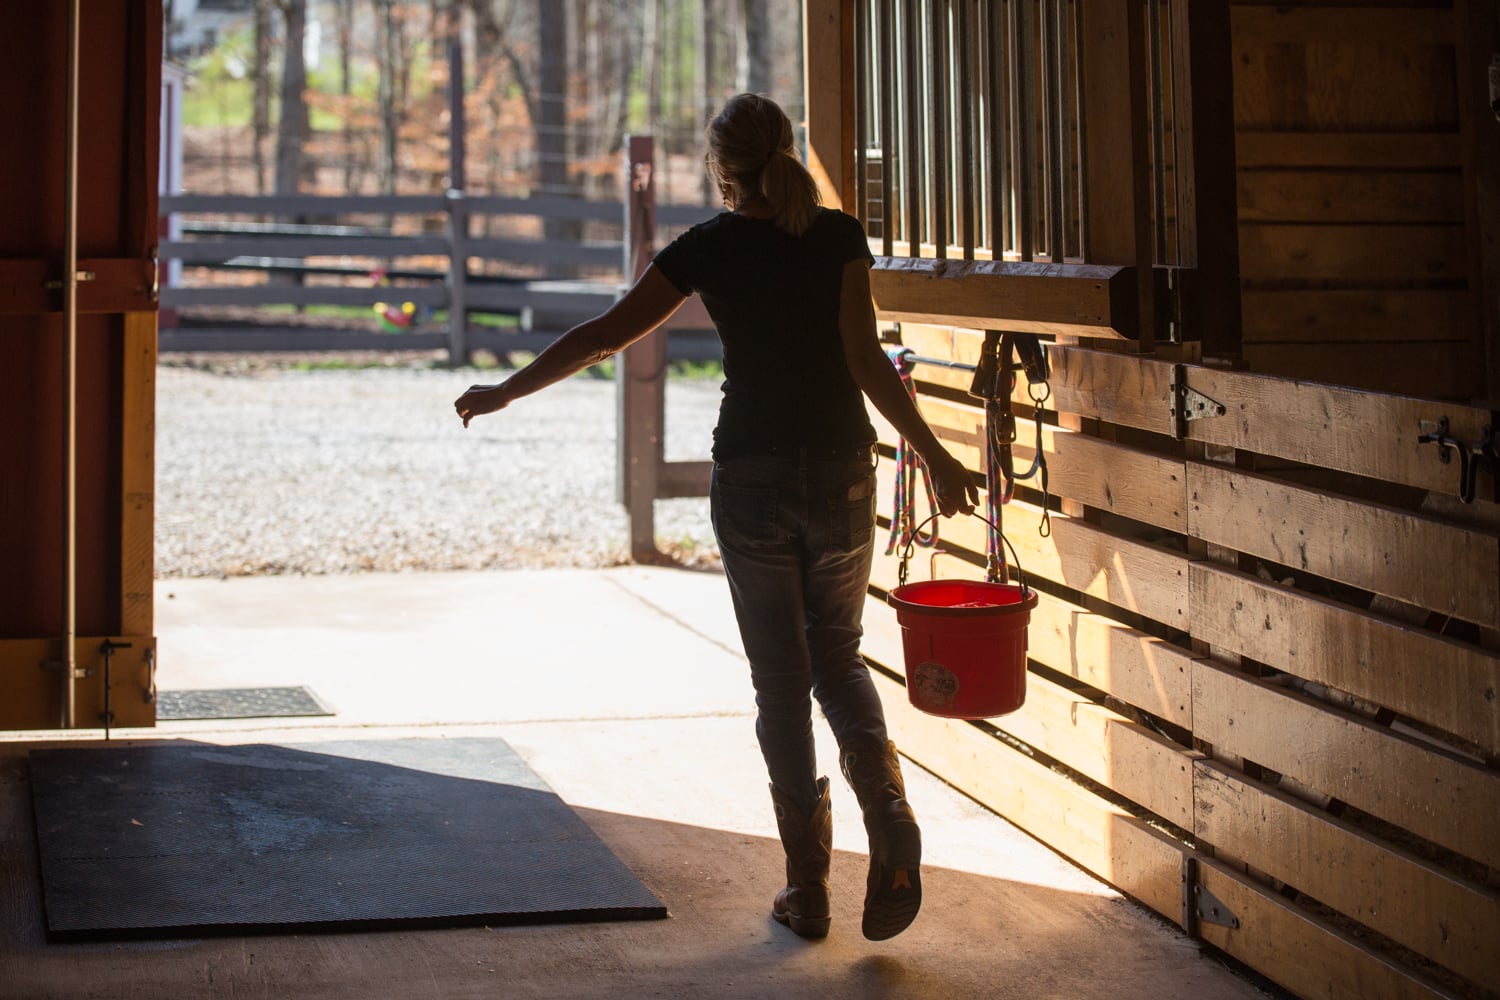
[862,329,1500,999]
[1231,1,1498,400]
[0,2,162,729]
[807,0,1500,996]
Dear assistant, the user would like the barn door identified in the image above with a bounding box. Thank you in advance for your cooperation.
[0,1,162,729]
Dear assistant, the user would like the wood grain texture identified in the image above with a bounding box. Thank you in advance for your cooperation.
[1191,562,1500,754]
[1193,660,1500,870]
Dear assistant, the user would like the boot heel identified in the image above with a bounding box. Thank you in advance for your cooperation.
[863,817,922,941]
[785,911,832,938]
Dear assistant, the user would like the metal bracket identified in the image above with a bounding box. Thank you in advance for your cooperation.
[39,659,92,680]
[1182,857,1240,938]
[1169,365,1226,441]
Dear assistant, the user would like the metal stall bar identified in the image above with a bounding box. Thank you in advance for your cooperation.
[931,0,950,259]
[854,0,869,231]
[904,0,925,254]
[987,0,1011,258]
[60,0,81,727]
[957,0,977,259]
[880,0,897,257]
[1014,0,1037,261]
[1043,0,1066,262]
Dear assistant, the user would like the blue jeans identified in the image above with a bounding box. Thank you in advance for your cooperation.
[710,450,890,815]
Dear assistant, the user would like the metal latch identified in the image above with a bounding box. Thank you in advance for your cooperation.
[39,658,92,680]
[1182,856,1240,938]
[1169,364,1226,441]
[43,270,96,290]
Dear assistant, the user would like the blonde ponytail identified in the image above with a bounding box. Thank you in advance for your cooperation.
[705,94,822,236]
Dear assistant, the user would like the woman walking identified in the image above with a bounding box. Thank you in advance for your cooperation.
[455,93,976,941]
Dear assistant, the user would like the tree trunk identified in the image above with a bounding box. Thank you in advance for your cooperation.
[252,0,274,196]
[379,0,399,196]
[335,0,355,192]
[274,0,311,195]
[741,0,772,96]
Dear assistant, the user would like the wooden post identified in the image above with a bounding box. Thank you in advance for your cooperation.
[618,135,665,562]
[1170,0,1242,361]
[804,0,856,209]
[1078,0,1155,347]
[445,189,468,365]
[1455,0,1500,402]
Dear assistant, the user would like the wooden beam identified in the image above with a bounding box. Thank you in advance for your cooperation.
[1455,0,1500,404]
[119,313,155,643]
[1186,462,1500,628]
[1169,0,1242,359]
[1195,760,1500,990]
[803,0,856,210]
[1078,0,1155,347]
[870,257,1138,339]
[1238,223,1468,285]
[1193,659,1500,871]
[1191,563,1500,755]
[1238,171,1465,226]
[1240,289,1473,345]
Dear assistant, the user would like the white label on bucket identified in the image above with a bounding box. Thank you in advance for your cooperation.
[912,661,959,711]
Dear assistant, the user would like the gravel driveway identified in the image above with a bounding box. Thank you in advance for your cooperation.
[155,356,722,578]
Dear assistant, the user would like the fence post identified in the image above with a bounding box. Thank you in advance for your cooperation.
[618,135,664,562]
[445,188,468,365]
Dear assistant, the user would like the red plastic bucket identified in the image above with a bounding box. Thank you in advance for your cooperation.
[887,578,1038,719]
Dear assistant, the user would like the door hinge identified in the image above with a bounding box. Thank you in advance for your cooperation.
[1170,364,1226,441]
[1182,856,1240,938]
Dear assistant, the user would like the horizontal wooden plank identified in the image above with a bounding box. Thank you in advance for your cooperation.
[1238,223,1467,283]
[866,656,1188,920]
[160,193,449,215]
[160,284,450,309]
[1239,341,1485,402]
[1028,592,1196,731]
[1195,760,1500,989]
[1235,131,1463,169]
[1186,462,1500,627]
[163,236,452,262]
[1232,6,1455,45]
[1241,288,1473,344]
[863,600,1197,829]
[1237,170,1464,225]
[894,325,1180,437]
[1192,660,1500,870]
[874,460,1190,630]
[1233,36,1458,132]
[870,257,1137,339]
[1194,855,1453,1000]
[902,396,1187,533]
[1191,563,1500,754]
[1183,365,1493,496]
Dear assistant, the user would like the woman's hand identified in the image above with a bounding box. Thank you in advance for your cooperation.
[454,384,508,428]
[928,450,979,517]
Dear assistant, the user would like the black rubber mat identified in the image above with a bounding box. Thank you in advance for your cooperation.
[155,686,332,720]
[28,739,666,940]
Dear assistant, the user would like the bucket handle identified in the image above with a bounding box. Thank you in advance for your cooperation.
[897,510,1031,595]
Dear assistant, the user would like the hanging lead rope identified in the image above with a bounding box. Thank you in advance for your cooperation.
[884,347,940,557]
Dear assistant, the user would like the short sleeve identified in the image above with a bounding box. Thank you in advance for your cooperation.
[652,225,701,296]
[829,209,874,268]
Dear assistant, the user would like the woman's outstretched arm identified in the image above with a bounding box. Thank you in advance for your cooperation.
[455,264,687,426]
[837,257,978,517]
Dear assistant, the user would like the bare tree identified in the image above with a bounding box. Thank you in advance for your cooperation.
[537,0,568,204]
[274,0,312,195]
[741,0,772,96]
[252,0,274,195]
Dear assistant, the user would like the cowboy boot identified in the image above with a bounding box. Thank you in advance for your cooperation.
[840,739,921,941]
[768,777,832,939]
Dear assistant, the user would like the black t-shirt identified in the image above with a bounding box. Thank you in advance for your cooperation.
[652,207,877,461]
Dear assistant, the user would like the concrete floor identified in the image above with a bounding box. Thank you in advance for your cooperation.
[0,567,1270,1000]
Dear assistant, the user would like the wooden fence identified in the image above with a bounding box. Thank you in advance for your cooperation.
[158,165,720,363]
[860,326,1499,999]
